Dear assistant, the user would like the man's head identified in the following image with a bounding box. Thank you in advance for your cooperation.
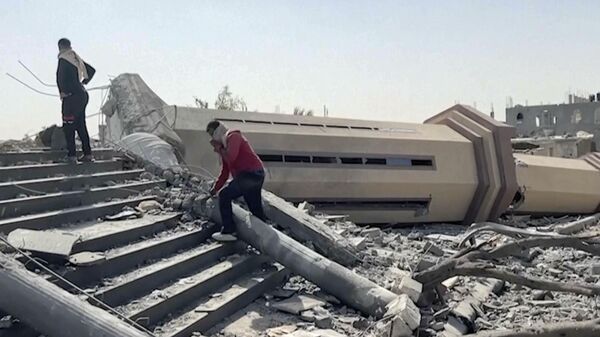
[58,38,71,52]
[206,120,221,137]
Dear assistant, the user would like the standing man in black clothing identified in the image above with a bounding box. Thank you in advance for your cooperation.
[56,38,96,163]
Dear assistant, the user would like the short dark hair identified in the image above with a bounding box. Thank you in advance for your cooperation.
[58,38,71,49]
[206,120,221,134]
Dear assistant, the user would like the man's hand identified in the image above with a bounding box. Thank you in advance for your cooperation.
[210,139,223,153]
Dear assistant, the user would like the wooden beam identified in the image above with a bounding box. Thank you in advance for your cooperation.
[0,252,150,337]
[262,190,358,266]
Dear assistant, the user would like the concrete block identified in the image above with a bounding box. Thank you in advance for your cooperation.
[297,201,316,214]
[272,295,327,315]
[444,316,469,336]
[451,300,477,323]
[349,237,368,250]
[390,317,413,337]
[392,277,423,303]
[385,294,421,330]
[362,227,383,239]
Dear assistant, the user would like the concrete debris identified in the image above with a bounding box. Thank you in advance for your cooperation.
[266,325,298,337]
[385,294,421,330]
[423,241,445,256]
[362,227,383,239]
[392,277,423,303]
[416,256,439,272]
[272,295,328,315]
[297,201,316,214]
[105,208,142,220]
[282,329,345,337]
[591,264,600,275]
[68,251,107,266]
[7,229,80,259]
[444,316,469,336]
[348,237,368,250]
[137,200,162,212]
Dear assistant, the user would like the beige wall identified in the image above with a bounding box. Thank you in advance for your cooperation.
[513,154,600,214]
[173,106,479,224]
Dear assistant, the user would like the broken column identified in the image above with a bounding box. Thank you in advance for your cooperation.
[204,200,398,318]
[0,252,150,337]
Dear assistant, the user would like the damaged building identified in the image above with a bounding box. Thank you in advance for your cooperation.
[505,93,600,150]
[103,75,600,224]
[2,73,600,337]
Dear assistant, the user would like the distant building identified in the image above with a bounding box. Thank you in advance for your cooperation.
[505,94,600,150]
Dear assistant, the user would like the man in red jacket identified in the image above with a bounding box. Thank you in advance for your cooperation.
[206,120,267,242]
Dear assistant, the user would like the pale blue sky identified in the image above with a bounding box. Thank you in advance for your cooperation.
[1,0,599,139]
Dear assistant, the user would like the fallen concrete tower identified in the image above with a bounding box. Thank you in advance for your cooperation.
[102,74,600,223]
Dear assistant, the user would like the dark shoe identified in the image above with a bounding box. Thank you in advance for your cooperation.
[212,232,237,242]
[79,154,94,163]
[64,156,78,164]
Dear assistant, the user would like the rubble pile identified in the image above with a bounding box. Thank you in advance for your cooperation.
[0,137,38,153]
[135,164,600,337]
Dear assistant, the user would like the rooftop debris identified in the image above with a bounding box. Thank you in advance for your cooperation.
[2,130,600,337]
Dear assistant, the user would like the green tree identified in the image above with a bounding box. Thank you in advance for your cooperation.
[293,106,314,116]
[214,85,247,111]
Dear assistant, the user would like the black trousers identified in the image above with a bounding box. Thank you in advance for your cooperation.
[62,91,91,157]
[218,170,267,234]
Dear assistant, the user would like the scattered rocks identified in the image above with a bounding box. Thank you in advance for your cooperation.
[348,237,367,250]
[531,290,551,300]
[272,295,327,315]
[362,227,383,239]
[297,201,316,214]
[139,171,154,180]
[138,200,162,212]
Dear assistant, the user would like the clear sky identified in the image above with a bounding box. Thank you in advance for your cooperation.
[1,0,599,140]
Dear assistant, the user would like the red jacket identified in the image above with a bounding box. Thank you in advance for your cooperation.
[213,130,264,192]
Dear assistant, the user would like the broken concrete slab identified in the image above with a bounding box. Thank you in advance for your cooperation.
[68,251,106,266]
[441,276,459,290]
[266,325,298,337]
[283,329,345,337]
[392,276,423,303]
[297,201,316,214]
[362,227,383,239]
[348,237,367,250]
[272,295,327,315]
[7,229,80,259]
[104,209,142,221]
[385,294,421,331]
[444,316,469,336]
[314,314,333,329]
[137,200,162,212]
